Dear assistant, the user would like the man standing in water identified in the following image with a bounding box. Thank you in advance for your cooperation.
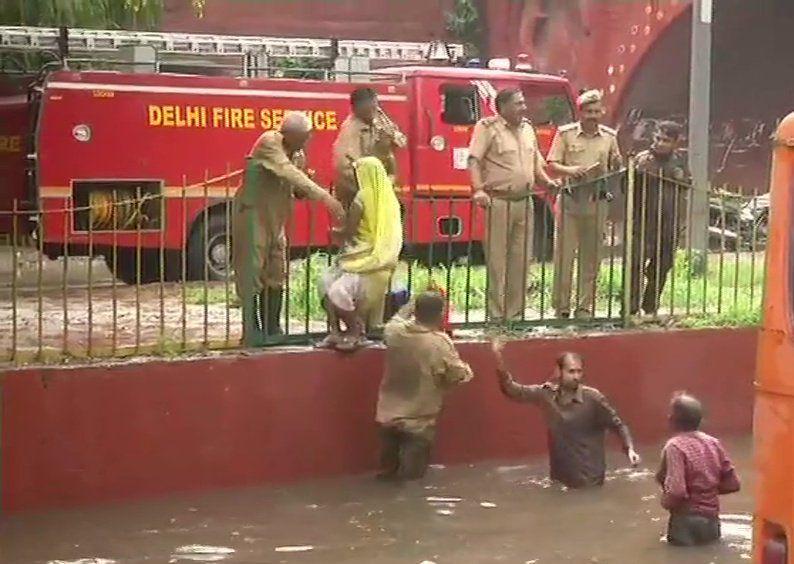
[491,338,640,487]
[656,392,741,546]
[376,292,474,480]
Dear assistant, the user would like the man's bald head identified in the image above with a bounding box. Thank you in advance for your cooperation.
[669,392,703,432]
[281,111,312,133]
[280,111,312,151]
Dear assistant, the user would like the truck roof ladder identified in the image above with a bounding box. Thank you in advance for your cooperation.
[0,26,464,62]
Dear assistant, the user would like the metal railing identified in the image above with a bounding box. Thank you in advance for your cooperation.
[0,160,768,365]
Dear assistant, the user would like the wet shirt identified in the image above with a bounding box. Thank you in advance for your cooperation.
[633,149,690,242]
[660,431,741,517]
[377,306,473,432]
[547,122,622,214]
[468,116,543,200]
[498,371,632,488]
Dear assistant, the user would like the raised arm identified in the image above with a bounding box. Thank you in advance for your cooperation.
[491,337,545,402]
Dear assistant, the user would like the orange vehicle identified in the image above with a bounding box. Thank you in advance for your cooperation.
[753,112,794,563]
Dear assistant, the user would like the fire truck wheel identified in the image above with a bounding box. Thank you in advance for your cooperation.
[187,213,231,282]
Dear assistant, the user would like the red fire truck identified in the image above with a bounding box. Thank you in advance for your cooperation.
[2,27,576,283]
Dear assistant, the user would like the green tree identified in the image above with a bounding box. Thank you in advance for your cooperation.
[445,0,483,57]
[0,0,205,31]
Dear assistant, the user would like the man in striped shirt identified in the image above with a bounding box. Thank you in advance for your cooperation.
[656,392,741,546]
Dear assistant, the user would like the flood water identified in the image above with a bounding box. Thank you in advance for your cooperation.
[1,437,753,564]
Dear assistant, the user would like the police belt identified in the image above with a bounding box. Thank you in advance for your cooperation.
[487,189,533,202]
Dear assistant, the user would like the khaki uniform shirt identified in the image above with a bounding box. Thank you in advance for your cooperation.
[232,131,329,296]
[468,116,544,200]
[377,306,474,433]
[333,114,407,201]
[498,370,633,488]
[548,122,622,214]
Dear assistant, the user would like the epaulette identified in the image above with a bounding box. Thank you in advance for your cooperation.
[478,116,500,127]
[557,122,579,132]
[258,129,281,146]
[599,124,618,136]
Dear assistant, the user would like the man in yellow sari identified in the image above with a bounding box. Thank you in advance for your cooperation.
[321,156,403,347]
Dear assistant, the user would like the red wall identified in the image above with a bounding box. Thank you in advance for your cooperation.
[1,328,756,512]
[163,0,453,42]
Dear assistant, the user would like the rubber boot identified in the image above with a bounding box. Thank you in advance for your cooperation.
[241,293,267,347]
[259,287,284,342]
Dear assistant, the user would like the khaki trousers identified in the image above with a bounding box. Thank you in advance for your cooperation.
[484,198,534,322]
[552,203,607,315]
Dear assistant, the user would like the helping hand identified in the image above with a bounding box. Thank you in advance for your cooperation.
[326,197,345,223]
[473,190,491,208]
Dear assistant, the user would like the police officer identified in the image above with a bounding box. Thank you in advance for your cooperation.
[629,120,690,315]
[547,89,623,319]
[468,87,560,322]
[333,87,407,207]
[233,112,345,346]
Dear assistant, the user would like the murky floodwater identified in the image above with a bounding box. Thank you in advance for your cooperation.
[0,437,753,564]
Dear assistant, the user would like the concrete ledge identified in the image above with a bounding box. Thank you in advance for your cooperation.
[1,328,757,512]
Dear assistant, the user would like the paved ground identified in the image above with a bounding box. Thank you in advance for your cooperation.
[0,436,753,564]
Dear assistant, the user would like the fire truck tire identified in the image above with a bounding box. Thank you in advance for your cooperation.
[187,213,230,282]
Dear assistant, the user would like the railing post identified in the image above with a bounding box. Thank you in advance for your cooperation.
[622,157,636,328]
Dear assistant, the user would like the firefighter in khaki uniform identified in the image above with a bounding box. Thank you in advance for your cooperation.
[547,90,623,319]
[233,112,344,346]
[468,88,560,322]
[333,87,407,207]
[376,292,474,481]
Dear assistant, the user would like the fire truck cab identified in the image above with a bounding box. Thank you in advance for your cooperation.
[6,27,577,283]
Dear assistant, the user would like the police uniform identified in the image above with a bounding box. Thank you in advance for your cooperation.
[547,121,622,317]
[468,115,546,322]
[629,149,690,314]
[333,114,407,206]
[233,130,331,346]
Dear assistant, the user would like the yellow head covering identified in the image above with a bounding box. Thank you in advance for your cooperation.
[338,156,403,273]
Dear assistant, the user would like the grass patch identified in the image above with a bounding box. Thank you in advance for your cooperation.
[184,250,766,328]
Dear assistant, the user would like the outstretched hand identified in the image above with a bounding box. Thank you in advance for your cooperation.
[490,336,507,372]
